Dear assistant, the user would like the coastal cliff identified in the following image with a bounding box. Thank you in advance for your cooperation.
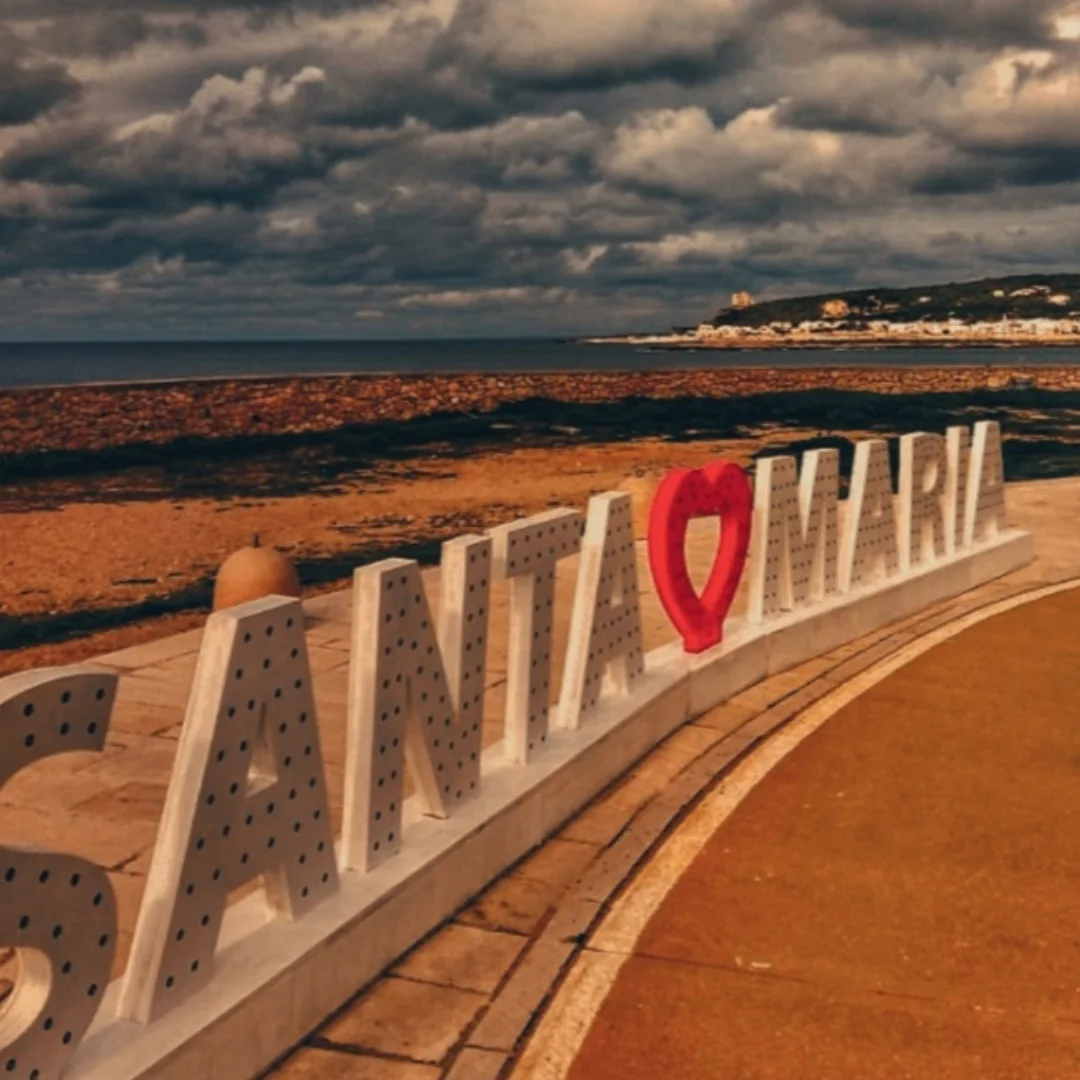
[585,274,1080,348]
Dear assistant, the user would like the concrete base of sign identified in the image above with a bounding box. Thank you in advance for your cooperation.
[66,527,1033,1080]
[691,527,1035,714]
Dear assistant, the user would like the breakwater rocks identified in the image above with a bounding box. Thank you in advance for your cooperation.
[2,366,1079,460]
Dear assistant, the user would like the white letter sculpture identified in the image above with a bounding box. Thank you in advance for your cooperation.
[898,432,948,571]
[343,535,492,872]
[0,668,119,1080]
[748,449,839,622]
[839,439,900,591]
[557,492,644,729]
[945,425,972,556]
[119,596,340,1024]
[965,420,1007,547]
[489,509,584,764]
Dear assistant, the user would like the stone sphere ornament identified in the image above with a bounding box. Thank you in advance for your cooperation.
[212,532,302,612]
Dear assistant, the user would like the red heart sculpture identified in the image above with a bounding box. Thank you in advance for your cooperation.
[647,461,754,654]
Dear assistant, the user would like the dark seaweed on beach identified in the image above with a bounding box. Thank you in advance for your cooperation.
[2,386,1078,508]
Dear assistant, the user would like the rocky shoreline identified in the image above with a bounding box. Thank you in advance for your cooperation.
[640,337,1080,349]
[583,334,1080,349]
[4,365,1080,460]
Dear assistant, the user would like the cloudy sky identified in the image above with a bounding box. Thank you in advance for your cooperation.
[3,0,1080,339]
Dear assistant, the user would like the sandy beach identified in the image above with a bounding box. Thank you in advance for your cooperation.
[2,366,1079,677]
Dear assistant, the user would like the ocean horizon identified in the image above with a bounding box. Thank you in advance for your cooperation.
[3,338,1080,390]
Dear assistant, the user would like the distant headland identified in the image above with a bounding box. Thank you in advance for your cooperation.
[582,274,1080,349]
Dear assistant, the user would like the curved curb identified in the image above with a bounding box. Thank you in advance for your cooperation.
[494,574,1080,1080]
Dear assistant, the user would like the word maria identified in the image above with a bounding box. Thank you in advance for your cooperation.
[747,421,1003,620]
[647,422,1004,653]
[0,422,1006,1080]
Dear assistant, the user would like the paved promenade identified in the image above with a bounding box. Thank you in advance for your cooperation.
[545,581,1080,1080]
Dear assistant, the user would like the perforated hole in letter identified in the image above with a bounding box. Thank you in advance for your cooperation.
[343,536,492,873]
[489,509,583,764]
[0,668,119,1080]
[839,439,900,592]
[557,493,645,731]
[118,596,339,1025]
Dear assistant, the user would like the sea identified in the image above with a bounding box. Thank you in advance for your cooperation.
[2,338,1080,389]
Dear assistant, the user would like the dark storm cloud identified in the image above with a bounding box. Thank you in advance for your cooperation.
[908,158,999,196]
[773,97,913,137]
[1,0,390,17]
[0,32,80,126]
[33,14,154,61]
[288,65,499,132]
[432,0,764,98]
[5,0,1080,338]
[0,64,343,212]
[32,13,211,60]
[811,0,1060,47]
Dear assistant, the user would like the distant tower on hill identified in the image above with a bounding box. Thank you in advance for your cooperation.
[821,298,851,318]
[731,291,754,309]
